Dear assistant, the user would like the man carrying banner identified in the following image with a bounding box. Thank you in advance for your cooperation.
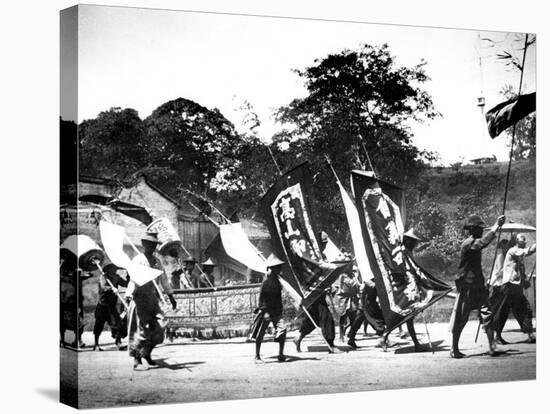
[449,214,505,358]
[488,237,514,345]
[381,228,428,352]
[127,232,177,371]
[495,234,536,343]
[261,162,351,354]
[346,275,388,350]
[92,263,129,351]
[250,254,287,363]
[334,268,361,343]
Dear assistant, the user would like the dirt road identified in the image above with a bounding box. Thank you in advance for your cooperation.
[61,321,536,409]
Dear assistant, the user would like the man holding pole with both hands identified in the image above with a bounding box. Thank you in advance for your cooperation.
[127,232,177,371]
[449,214,506,359]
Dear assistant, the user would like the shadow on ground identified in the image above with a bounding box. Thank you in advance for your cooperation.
[394,340,447,354]
[261,355,320,364]
[151,359,206,371]
[36,388,58,402]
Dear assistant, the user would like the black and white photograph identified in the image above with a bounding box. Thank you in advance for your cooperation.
[54,1,540,410]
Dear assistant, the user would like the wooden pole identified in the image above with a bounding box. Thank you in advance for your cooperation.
[480,34,530,342]
[184,189,231,224]
[267,145,283,175]
[419,312,434,354]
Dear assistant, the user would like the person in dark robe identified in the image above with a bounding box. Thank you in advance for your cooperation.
[200,258,217,287]
[60,252,93,349]
[448,214,505,358]
[250,254,287,363]
[398,228,428,352]
[183,256,200,288]
[92,264,129,351]
[127,232,177,371]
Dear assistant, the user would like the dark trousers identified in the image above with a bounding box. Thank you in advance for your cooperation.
[339,309,359,337]
[250,311,284,343]
[93,302,125,339]
[449,285,493,335]
[128,301,165,359]
[299,300,335,342]
[489,285,507,333]
[493,283,533,334]
[348,284,385,339]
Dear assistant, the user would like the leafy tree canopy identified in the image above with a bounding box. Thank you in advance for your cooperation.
[267,44,440,244]
[79,99,244,199]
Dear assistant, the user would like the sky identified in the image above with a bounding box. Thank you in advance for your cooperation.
[71,5,536,165]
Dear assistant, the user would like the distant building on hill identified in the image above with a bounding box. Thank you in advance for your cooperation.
[469,155,497,165]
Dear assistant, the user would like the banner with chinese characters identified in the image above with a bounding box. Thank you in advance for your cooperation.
[351,171,452,333]
[262,163,351,308]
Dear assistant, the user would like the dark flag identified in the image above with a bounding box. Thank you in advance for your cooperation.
[78,195,154,225]
[262,162,351,308]
[351,170,452,334]
[485,92,536,138]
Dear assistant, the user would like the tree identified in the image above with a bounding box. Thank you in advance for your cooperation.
[272,44,439,245]
[144,98,243,195]
[212,99,285,216]
[79,98,245,201]
[79,107,147,181]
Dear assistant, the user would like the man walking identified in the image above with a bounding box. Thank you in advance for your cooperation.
[334,268,361,342]
[488,237,514,344]
[449,214,505,358]
[250,254,287,363]
[399,228,428,352]
[127,232,177,371]
[496,234,536,343]
[92,264,129,351]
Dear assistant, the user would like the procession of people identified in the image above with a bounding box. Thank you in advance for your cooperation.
[60,204,536,371]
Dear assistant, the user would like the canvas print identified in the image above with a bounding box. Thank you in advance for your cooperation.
[60,5,537,409]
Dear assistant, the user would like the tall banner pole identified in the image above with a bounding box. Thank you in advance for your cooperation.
[479,34,529,341]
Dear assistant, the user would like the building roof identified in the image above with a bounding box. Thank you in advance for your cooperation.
[137,174,181,207]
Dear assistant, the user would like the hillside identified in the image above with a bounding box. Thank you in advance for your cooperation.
[409,159,536,282]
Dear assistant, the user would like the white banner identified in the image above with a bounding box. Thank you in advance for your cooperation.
[219,223,266,274]
[99,220,162,286]
[338,180,374,282]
